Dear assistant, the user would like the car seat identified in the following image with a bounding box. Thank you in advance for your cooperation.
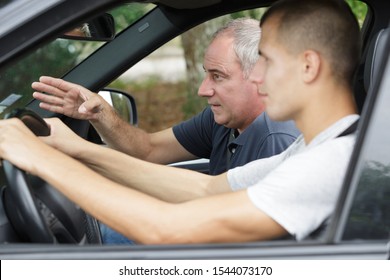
[364,28,390,94]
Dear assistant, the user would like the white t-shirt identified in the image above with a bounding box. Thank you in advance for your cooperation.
[227,115,359,240]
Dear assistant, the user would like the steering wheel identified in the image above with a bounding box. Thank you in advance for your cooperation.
[2,109,101,244]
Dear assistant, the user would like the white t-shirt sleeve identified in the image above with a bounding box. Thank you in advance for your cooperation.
[227,154,283,190]
[227,136,303,191]
[246,135,356,240]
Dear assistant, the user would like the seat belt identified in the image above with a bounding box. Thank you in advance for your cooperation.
[336,119,359,138]
[226,120,358,171]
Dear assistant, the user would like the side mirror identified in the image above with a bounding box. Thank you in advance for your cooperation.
[98,89,138,125]
[61,13,115,41]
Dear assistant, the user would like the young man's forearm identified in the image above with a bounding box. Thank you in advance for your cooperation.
[73,139,230,202]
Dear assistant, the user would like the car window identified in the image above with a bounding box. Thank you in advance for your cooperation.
[0,38,110,118]
[0,2,154,119]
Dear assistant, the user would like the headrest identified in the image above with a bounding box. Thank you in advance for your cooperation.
[364,28,390,92]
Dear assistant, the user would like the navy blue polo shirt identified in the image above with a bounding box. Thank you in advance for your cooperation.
[172,107,301,175]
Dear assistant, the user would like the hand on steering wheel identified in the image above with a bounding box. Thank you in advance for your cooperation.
[2,109,99,244]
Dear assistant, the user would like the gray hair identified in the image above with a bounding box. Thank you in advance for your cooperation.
[212,18,261,79]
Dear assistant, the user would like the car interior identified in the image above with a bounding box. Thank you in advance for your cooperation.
[0,0,389,259]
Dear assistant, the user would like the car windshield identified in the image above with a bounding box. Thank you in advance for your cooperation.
[0,2,154,118]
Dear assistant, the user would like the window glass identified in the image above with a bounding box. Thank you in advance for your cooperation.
[0,38,96,117]
[0,3,153,118]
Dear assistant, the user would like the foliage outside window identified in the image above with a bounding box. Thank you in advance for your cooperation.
[0,3,152,118]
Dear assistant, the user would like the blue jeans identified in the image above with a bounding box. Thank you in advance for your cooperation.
[99,223,136,245]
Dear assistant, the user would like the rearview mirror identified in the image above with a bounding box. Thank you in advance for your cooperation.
[61,13,115,41]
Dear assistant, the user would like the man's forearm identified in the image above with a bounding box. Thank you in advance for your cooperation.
[90,105,153,159]
[73,140,230,202]
[33,144,175,243]
[34,145,285,245]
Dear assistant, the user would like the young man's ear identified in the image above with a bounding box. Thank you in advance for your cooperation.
[301,50,321,83]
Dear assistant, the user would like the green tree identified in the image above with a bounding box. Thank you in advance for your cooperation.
[347,0,368,26]
[110,3,153,33]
